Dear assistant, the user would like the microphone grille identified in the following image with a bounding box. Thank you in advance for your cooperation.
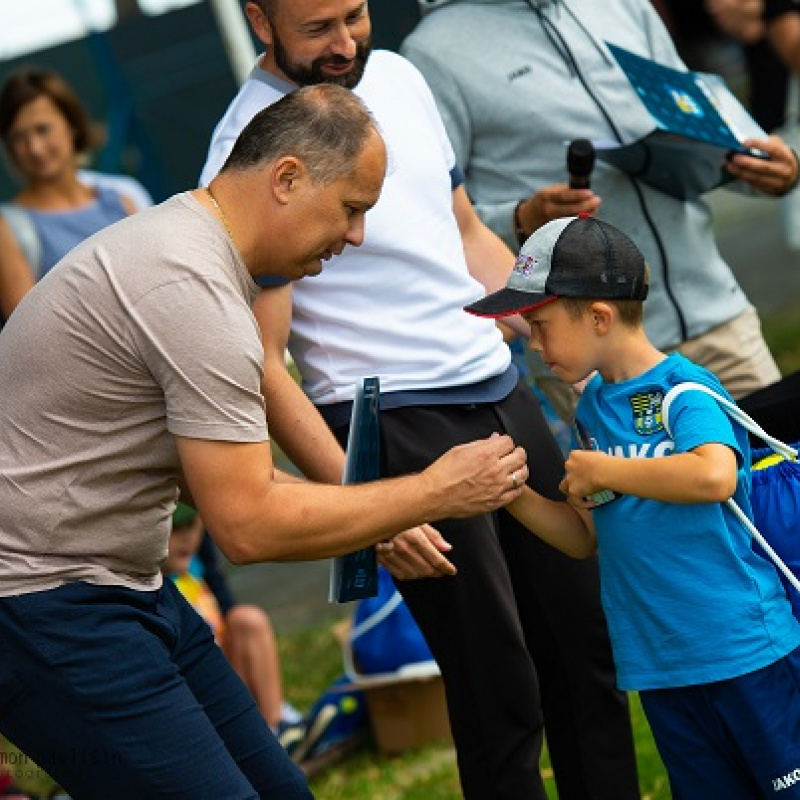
[567,139,596,177]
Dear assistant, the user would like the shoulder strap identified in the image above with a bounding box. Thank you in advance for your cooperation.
[662,381,798,462]
[0,203,42,280]
[662,381,800,595]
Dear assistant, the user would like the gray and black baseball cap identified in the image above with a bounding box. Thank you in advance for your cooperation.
[465,215,649,318]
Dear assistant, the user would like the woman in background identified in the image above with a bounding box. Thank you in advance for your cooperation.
[0,68,145,321]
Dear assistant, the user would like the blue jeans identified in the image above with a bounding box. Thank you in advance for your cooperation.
[0,580,312,800]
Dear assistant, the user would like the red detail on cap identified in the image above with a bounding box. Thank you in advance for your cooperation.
[464,295,559,318]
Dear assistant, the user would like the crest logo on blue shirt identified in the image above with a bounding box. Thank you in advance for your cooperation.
[629,390,664,436]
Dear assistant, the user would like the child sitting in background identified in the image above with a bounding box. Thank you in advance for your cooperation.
[465,215,800,800]
[164,503,300,735]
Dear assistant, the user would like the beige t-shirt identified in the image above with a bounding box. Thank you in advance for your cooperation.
[0,193,266,595]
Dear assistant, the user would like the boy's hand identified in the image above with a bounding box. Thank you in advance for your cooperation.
[560,449,610,503]
[563,443,738,506]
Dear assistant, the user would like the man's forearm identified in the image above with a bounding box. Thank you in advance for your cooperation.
[180,434,528,566]
[262,357,345,484]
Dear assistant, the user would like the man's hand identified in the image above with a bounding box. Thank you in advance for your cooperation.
[516,184,602,241]
[705,0,765,43]
[377,523,456,579]
[424,434,527,519]
[380,435,528,578]
[726,135,800,195]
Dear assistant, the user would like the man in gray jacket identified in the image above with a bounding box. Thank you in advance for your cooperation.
[403,0,799,400]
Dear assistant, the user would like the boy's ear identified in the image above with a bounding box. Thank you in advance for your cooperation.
[589,301,614,334]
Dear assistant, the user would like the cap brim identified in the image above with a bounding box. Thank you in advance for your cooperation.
[464,288,556,318]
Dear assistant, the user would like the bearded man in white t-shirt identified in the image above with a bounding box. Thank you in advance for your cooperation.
[200,3,641,798]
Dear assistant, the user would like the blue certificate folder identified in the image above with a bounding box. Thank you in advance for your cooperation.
[595,43,768,200]
[329,377,381,603]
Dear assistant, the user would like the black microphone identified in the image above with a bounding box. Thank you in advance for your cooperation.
[567,139,596,190]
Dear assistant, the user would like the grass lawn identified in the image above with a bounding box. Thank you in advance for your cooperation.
[279,624,672,800]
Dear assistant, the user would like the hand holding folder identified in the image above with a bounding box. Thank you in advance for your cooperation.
[594,43,769,200]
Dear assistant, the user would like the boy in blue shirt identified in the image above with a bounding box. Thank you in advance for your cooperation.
[465,215,800,799]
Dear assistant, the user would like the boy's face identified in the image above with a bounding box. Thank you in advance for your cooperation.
[521,300,598,385]
[162,516,204,576]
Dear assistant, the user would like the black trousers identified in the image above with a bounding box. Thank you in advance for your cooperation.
[332,381,640,800]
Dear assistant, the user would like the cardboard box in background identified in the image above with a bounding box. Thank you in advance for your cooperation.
[363,674,452,756]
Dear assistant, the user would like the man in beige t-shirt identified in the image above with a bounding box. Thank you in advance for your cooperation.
[0,84,527,800]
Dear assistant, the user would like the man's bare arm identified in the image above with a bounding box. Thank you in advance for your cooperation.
[176,433,527,565]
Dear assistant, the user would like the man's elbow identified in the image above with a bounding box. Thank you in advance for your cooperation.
[211,515,300,565]
[212,532,260,566]
[219,541,258,566]
[207,509,269,566]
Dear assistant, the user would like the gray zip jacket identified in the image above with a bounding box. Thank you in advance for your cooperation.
[403,0,752,349]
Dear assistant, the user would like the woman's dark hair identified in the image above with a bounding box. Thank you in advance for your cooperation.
[0,68,98,159]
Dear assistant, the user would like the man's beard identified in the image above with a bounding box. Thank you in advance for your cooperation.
[272,34,372,89]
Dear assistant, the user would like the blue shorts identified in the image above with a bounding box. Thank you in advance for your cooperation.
[640,645,800,799]
[0,580,312,800]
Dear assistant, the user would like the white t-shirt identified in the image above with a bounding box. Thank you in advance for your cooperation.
[201,51,511,404]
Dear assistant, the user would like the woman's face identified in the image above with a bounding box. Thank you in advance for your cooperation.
[6,94,78,182]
